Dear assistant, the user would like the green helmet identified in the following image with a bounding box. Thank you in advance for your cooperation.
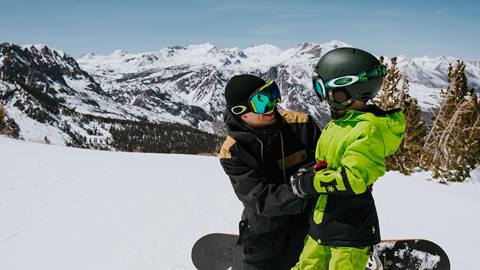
[312,47,387,111]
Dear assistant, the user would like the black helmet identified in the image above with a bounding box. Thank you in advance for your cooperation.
[312,47,386,111]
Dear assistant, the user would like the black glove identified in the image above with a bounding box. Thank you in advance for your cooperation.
[290,167,317,198]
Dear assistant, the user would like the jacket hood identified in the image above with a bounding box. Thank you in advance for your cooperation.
[223,109,282,143]
[224,109,247,132]
[337,105,406,156]
[223,109,257,143]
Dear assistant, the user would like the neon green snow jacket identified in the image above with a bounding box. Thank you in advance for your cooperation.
[313,106,405,195]
[307,105,406,247]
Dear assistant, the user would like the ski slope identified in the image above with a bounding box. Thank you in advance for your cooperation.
[0,136,479,270]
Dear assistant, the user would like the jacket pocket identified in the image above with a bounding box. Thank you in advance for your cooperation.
[238,218,255,246]
[277,149,307,170]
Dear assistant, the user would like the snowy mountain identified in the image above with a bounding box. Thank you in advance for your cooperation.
[467,61,480,68]
[0,43,221,153]
[2,41,480,149]
[1,135,479,269]
[78,41,480,127]
[76,41,350,133]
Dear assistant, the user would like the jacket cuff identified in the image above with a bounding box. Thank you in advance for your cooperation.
[300,171,318,195]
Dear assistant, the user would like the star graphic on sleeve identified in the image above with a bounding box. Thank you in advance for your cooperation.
[327,186,336,192]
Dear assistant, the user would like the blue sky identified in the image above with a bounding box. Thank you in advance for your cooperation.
[1,0,479,59]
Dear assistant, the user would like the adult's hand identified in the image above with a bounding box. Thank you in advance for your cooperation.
[290,167,316,198]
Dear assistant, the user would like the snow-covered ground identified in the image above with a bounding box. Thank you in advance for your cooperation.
[0,136,479,270]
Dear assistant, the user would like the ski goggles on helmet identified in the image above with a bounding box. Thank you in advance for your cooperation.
[230,81,282,115]
[312,64,387,102]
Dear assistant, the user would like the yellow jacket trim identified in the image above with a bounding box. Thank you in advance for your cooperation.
[219,135,236,159]
[278,109,309,124]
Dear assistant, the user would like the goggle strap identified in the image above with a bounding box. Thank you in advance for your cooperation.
[249,99,258,112]
[339,98,355,107]
[322,64,387,90]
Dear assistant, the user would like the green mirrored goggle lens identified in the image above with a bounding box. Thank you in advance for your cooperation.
[249,81,281,114]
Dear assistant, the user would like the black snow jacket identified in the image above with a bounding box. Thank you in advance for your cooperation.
[219,109,321,237]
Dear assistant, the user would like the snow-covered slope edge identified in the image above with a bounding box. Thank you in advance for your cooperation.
[0,136,478,270]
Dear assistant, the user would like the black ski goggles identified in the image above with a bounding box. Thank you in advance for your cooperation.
[230,81,282,115]
[312,64,387,102]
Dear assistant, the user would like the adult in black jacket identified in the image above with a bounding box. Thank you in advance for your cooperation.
[219,74,321,270]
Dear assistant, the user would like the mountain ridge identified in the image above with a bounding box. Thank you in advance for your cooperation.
[0,42,221,153]
[2,40,480,151]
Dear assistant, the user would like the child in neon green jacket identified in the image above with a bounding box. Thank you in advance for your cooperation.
[290,47,406,270]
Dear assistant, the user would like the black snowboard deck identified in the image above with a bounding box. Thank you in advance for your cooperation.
[191,233,450,270]
[191,233,242,270]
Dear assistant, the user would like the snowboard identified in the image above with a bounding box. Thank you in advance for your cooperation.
[191,233,450,270]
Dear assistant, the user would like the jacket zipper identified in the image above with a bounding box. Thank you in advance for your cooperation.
[256,138,265,165]
[256,131,286,182]
[279,131,286,182]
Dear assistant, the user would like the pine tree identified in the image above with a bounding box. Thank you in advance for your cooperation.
[376,57,426,174]
[377,57,403,110]
[447,88,480,179]
[420,61,480,182]
[465,93,480,168]
[0,101,5,133]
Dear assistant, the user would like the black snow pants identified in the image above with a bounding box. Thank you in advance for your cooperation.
[238,217,309,270]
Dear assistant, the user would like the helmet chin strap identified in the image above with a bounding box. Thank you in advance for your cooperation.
[327,98,355,112]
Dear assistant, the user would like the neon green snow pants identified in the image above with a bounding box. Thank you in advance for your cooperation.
[291,236,370,270]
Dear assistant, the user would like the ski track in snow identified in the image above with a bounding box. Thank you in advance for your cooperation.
[0,136,479,270]
[0,225,31,245]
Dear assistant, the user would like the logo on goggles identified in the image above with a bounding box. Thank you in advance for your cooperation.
[230,105,248,115]
[326,76,359,88]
